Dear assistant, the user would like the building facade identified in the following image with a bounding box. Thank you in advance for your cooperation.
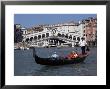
[82,17,97,46]
[14,24,23,43]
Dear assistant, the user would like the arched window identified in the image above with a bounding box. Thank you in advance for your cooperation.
[69,35,72,39]
[38,35,41,39]
[30,37,33,41]
[46,33,49,37]
[73,36,76,40]
[58,33,61,37]
[26,38,29,42]
[77,37,80,41]
[42,34,45,38]
[62,34,65,37]
[65,34,68,38]
[34,36,37,40]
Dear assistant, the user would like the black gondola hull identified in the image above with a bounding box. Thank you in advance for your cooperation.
[34,55,88,66]
[32,47,89,66]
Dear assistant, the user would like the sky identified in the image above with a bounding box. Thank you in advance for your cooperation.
[14,14,97,28]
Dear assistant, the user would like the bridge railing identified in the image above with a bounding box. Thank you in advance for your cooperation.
[33,36,75,43]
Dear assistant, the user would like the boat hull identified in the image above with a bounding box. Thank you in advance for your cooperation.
[32,47,89,66]
[35,55,87,66]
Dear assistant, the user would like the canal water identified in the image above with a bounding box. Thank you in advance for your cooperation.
[14,47,97,76]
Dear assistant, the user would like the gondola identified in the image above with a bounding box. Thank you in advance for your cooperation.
[32,47,89,66]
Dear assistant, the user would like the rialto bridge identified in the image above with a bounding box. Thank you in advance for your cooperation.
[22,27,82,47]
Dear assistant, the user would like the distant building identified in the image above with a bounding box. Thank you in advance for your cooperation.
[82,17,97,46]
[14,24,23,43]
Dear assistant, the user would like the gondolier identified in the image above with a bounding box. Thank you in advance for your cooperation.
[79,37,87,55]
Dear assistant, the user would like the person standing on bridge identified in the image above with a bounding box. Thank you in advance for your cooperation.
[79,37,87,55]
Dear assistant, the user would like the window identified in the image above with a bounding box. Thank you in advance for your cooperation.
[69,35,72,39]
[46,33,49,37]
[77,37,80,41]
[30,37,33,41]
[38,35,41,39]
[65,34,68,38]
[42,34,45,38]
[58,33,61,37]
[62,34,65,37]
[73,36,76,40]
[26,38,29,42]
[34,36,37,40]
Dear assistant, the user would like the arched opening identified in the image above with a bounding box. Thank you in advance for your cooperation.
[57,33,61,37]
[65,34,68,38]
[77,37,80,41]
[30,37,33,41]
[34,36,37,40]
[26,38,29,42]
[42,34,45,38]
[73,36,76,40]
[62,34,65,37]
[38,35,41,39]
[69,35,72,39]
[46,33,49,37]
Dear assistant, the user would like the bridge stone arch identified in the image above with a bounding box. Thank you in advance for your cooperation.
[65,34,68,38]
[73,36,76,41]
[46,33,49,37]
[61,34,65,37]
[38,35,41,40]
[42,34,45,38]
[34,36,37,40]
[57,33,61,37]
[26,38,29,42]
[69,35,72,39]
[30,37,33,41]
[77,37,80,41]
